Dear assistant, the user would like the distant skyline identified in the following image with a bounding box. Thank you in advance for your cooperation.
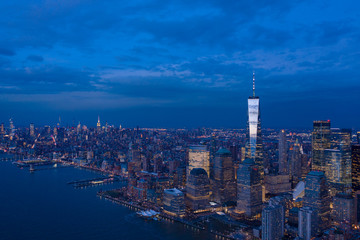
[0,1,359,129]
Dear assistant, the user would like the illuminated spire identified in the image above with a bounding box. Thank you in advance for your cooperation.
[252,71,255,97]
[97,115,101,128]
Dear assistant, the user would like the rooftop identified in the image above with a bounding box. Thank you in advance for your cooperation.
[216,148,231,155]
[164,188,183,196]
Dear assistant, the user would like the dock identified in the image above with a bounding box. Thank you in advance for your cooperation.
[97,192,236,240]
[68,176,127,189]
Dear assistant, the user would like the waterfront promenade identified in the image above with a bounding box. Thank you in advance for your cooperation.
[97,191,237,240]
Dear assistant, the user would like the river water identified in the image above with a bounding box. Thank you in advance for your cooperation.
[0,161,211,240]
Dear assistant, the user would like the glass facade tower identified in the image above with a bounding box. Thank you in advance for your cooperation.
[304,171,331,235]
[312,120,331,171]
[246,73,263,174]
[352,145,360,193]
[187,145,210,178]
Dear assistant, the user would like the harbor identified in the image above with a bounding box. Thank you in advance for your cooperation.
[97,191,237,240]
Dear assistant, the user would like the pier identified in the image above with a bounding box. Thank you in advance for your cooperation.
[68,176,127,189]
[14,159,54,167]
[97,192,236,240]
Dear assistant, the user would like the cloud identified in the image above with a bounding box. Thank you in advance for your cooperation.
[0,48,16,56]
[0,91,173,110]
[0,0,359,127]
[26,55,44,62]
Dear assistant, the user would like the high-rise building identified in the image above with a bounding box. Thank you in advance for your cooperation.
[298,206,316,240]
[235,158,262,219]
[30,123,35,137]
[187,145,210,178]
[262,202,284,240]
[289,139,302,186]
[174,166,186,188]
[332,193,354,226]
[129,143,142,173]
[0,123,4,135]
[163,188,185,218]
[186,168,210,211]
[212,148,236,204]
[264,174,291,195]
[312,120,331,171]
[355,191,360,224]
[97,115,101,132]
[9,118,15,139]
[278,130,288,175]
[324,149,343,196]
[352,145,360,193]
[245,73,263,174]
[303,171,331,234]
[327,128,352,194]
[301,151,310,181]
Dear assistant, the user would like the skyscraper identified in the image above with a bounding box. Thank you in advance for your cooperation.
[212,148,236,204]
[235,158,262,219]
[30,123,35,137]
[262,202,284,240]
[303,171,331,235]
[312,120,331,171]
[352,145,360,193]
[187,145,210,178]
[289,139,302,186]
[97,115,101,132]
[278,129,288,175]
[0,123,4,135]
[328,128,352,194]
[245,73,263,173]
[186,168,210,211]
[9,118,15,139]
[324,149,343,196]
[298,206,316,240]
[332,193,354,226]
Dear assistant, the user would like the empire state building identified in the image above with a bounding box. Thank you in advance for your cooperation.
[245,73,263,174]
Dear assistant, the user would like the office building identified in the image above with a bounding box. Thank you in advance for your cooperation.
[187,145,210,178]
[352,145,360,193]
[245,73,263,175]
[325,149,343,196]
[355,190,360,223]
[278,129,288,175]
[186,168,210,211]
[30,123,35,137]
[332,193,354,226]
[97,115,101,132]
[235,158,262,218]
[327,128,352,194]
[289,139,302,187]
[264,174,291,195]
[163,188,185,218]
[312,120,331,171]
[303,171,331,234]
[212,148,236,204]
[262,202,284,240]
[298,206,316,240]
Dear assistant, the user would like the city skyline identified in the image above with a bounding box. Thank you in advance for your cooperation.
[0,1,359,129]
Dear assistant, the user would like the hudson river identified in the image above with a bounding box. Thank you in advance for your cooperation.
[0,161,211,240]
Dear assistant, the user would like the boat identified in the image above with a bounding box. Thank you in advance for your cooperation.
[137,209,160,219]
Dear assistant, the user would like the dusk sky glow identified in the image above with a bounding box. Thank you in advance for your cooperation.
[0,0,359,129]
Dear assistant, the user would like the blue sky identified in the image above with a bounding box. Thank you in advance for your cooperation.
[0,0,359,129]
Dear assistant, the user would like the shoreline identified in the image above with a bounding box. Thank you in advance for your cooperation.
[97,191,237,240]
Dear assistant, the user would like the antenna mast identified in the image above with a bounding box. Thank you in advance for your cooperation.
[252,72,255,97]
